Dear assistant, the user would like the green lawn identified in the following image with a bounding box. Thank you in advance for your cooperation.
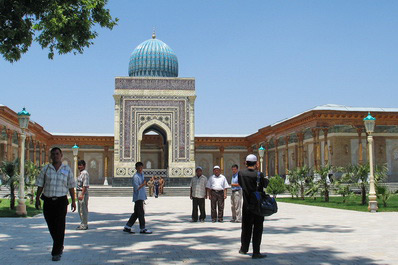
[0,199,42,217]
[277,194,398,212]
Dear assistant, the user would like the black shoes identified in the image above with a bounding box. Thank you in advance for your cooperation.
[123,228,135,234]
[52,254,61,261]
[239,249,247,255]
[252,253,267,259]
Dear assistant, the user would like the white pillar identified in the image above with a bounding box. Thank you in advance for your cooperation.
[16,132,27,216]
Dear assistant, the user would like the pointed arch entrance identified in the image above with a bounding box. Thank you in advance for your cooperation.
[137,120,172,171]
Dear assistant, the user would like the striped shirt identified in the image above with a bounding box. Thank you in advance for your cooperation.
[190,175,207,198]
[77,170,90,190]
[36,164,76,197]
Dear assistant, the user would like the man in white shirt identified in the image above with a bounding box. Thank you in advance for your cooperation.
[206,165,230,222]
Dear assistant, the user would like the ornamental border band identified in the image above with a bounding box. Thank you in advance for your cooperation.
[35,149,270,261]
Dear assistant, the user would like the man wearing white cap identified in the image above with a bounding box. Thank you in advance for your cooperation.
[206,165,230,222]
[238,154,269,259]
[190,166,207,222]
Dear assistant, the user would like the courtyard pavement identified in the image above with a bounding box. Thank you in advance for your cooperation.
[0,196,397,265]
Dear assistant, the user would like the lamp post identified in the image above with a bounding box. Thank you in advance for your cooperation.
[363,112,377,213]
[258,145,265,173]
[72,144,79,180]
[16,108,30,216]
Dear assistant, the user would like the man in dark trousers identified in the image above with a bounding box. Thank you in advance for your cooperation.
[123,162,152,234]
[35,147,76,262]
[238,154,269,259]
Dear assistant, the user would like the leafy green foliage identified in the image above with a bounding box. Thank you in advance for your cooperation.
[287,166,312,200]
[25,161,43,203]
[376,185,392,207]
[0,160,19,210]
[266,175,285,198]
[0,0,118,62]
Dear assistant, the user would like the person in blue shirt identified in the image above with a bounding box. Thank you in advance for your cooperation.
[123,162,152,234]
[230,164,242,223]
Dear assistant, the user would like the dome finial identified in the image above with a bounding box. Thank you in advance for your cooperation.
[152,28,156,39]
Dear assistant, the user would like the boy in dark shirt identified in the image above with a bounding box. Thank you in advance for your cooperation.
[238,154,269,259]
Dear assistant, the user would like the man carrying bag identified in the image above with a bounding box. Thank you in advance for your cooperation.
[238,154,269,259]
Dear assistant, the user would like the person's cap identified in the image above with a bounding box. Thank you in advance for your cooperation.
[196,166,203,170]
[246,154,257,162]
[213,165,221,170]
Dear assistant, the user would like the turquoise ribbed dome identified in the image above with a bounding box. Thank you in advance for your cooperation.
[128,33,178,77]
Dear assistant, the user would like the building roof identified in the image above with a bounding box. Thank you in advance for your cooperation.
[128,32,178,77]
[271,104,398,127]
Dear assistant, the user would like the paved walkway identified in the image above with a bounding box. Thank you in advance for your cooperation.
[0,197,397,265]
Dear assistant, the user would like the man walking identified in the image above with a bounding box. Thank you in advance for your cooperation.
[123,162,152,234]
[238,154,269,259]
[190,166,207,222]
[206,165,230,223]
[230,164,242,223]
[76,160,89,230]
[35,147,76,262]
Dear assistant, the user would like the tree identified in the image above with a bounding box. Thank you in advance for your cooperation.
[314,165,341,202]
[266,175,285,198]
[25,161,42,204]
[288,166,312,200]
[0,0,118,62]
[0,160,19,209]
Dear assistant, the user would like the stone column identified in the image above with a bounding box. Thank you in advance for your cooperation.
[275,138,279,175]
[104,146,109,185]
[33,140,37,165]
[357,127,363,164]
[39,143,44,165]
[265,141,269,177]
[323,128,329,165]
[220,146,225,174]
[45,144,49,163]
[285,136,289,175]
[312,128,318,170]
[296,132,304,167]
[6,129,13,161]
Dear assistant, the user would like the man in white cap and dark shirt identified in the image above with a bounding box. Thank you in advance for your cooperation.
[190,166,207,222]
[238,154,269,259]
[206,165,230,222]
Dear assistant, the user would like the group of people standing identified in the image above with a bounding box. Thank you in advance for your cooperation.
[190,154,269,259]
[146,175,165,198]
[34,148,268,261]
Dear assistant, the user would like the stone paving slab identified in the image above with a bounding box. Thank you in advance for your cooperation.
[0,196,397,264]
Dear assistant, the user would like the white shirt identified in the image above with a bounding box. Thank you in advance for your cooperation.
[36,164,75,197]
[206,174,230,191]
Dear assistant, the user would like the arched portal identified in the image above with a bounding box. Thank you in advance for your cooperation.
[140,124,169,169]
[137,120,172,171]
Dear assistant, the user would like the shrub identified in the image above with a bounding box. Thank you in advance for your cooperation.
[266,175,286,198]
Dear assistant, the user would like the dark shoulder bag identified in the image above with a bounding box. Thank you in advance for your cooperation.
[250,172,278,217]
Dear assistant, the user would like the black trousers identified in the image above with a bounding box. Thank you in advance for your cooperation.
[192,197,206,221]
[126,200,145,229]
[241,207,264,254]
[42,196,68,256]
[210,190,225,221]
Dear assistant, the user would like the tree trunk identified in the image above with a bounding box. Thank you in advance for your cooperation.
[10,184,15,210]
[300,185,305,200]
[361,184,367,205]
[324,183,329,202]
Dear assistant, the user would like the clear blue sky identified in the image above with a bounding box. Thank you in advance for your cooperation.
[1,0,397,135]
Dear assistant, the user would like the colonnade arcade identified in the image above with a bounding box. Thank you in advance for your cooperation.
[0,125,49,165]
